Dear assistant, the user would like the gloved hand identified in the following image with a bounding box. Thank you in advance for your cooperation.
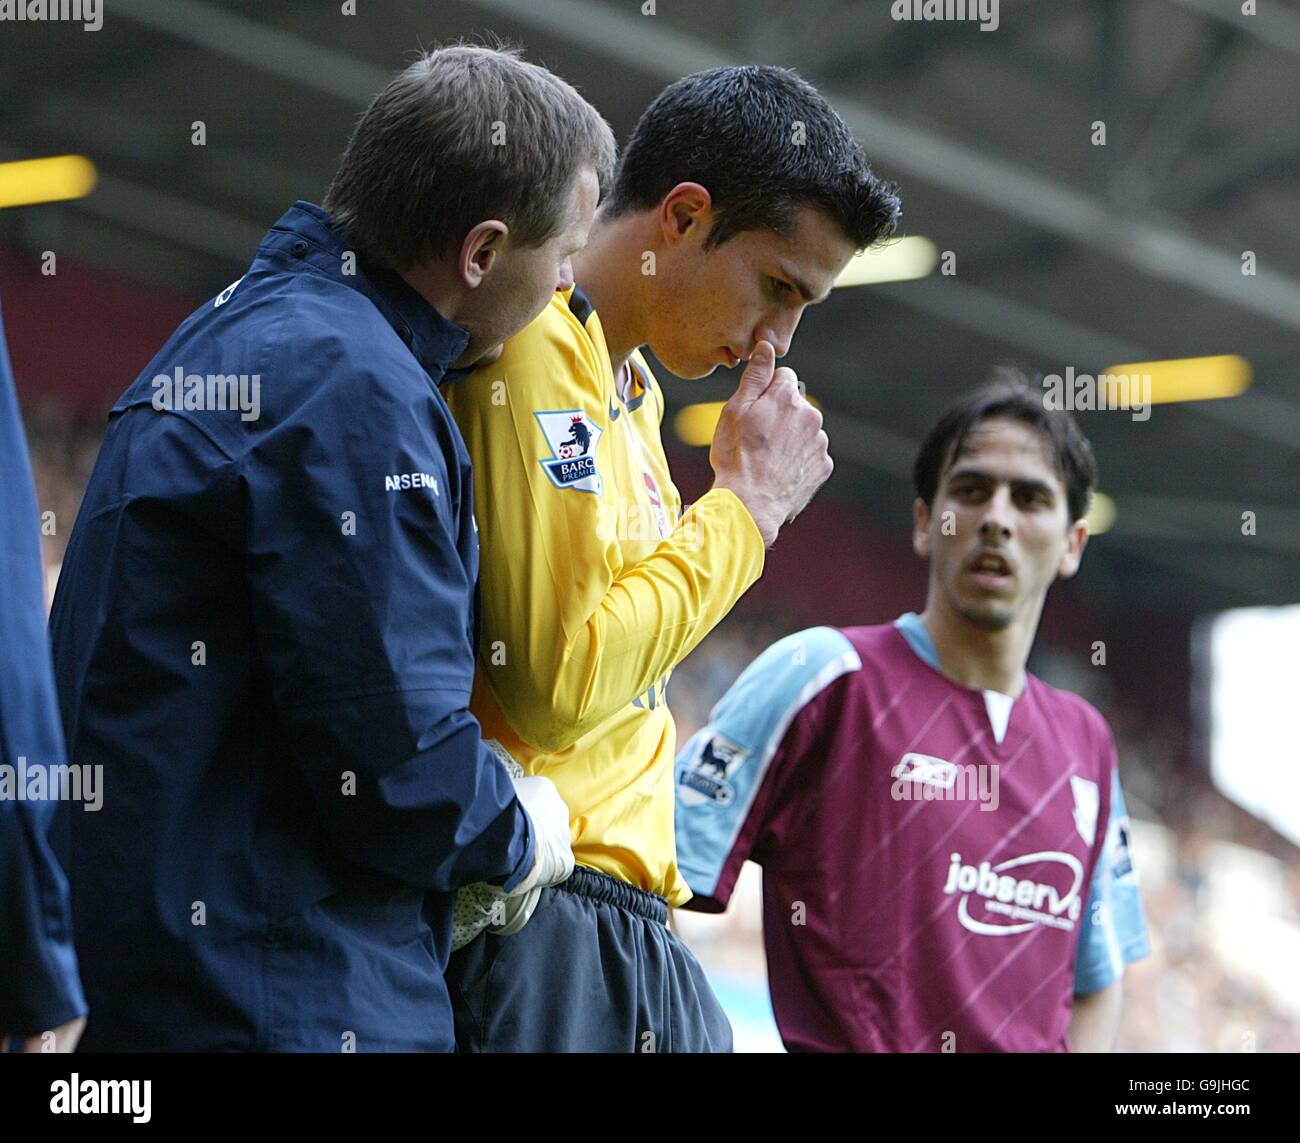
[506,775,575,896]
[451,748,574,950]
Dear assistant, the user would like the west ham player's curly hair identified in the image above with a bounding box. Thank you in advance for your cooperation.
[913,368,1099,527]
[605,66,900,252]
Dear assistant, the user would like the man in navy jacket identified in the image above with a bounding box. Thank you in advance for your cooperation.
[48,46,614,1051]
[0,306,87,1053]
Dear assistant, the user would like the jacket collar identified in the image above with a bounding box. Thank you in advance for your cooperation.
[258,201,471,377]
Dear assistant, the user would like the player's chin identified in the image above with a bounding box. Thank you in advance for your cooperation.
[955,593,1016,632]
[454,341,505,370]
[676,359,719,381]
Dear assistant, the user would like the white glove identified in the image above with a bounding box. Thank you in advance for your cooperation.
[451,750,574,950]
[507,775,575,895]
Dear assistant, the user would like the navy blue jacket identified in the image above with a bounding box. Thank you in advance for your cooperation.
[0,305,88,1038]
[48,202,533,1051]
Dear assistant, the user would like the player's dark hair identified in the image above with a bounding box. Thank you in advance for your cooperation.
[324,44,615,271]
[913,368,1099,526]
[605,66,900,251]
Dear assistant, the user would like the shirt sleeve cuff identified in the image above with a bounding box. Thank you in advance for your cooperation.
[497,802,536,893]
[697,487,767,567]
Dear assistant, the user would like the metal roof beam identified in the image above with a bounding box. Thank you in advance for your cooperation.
[1172,0,1300,61]
[466,0,1300,334]
[112,0,388,103]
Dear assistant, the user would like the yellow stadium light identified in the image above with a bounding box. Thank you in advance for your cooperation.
[0,155,98,210]
[674,394,823,447]
[834,235,938,288]
[674,402,726,447]
[1100,355,1252,404]
[1084,491,1116,536]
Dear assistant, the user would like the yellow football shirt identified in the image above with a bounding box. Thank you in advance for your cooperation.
[443,287,765,905]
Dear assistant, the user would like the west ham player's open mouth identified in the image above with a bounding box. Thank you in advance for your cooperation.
[965,549,1014,590]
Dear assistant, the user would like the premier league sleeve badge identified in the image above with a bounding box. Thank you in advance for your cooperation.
[535,409,604,495]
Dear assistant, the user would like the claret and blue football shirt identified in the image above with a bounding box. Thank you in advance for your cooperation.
[675,613,1150,1052]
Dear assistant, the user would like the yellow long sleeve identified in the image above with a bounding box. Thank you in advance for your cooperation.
[443,290,765,903]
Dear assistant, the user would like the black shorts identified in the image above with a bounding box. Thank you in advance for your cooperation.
[446,865,733,1053]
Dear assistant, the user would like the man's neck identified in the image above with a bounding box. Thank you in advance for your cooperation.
[917,595,1040,698]
[571,211,651,376]
[398,263,462,324]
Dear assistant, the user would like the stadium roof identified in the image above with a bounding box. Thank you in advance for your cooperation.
[1,0,1297,610]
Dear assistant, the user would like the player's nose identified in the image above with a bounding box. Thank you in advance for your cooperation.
[979,487,1015,538]
[755,314,797,359]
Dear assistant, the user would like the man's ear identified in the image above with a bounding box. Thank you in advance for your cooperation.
[658,182,713,246]
[1057,519,1089,579]
[458,220,509,288]
[912,497,933,559]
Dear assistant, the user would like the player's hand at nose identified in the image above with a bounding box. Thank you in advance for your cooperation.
[709,341,833,547]
[725,338,781,406]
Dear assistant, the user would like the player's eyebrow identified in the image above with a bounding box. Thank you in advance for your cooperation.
[777,267,828,304]
[946,467,1057,498]
[1011,477,1057,499]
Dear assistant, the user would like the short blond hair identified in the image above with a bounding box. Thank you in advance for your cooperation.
[325,45,616,270]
